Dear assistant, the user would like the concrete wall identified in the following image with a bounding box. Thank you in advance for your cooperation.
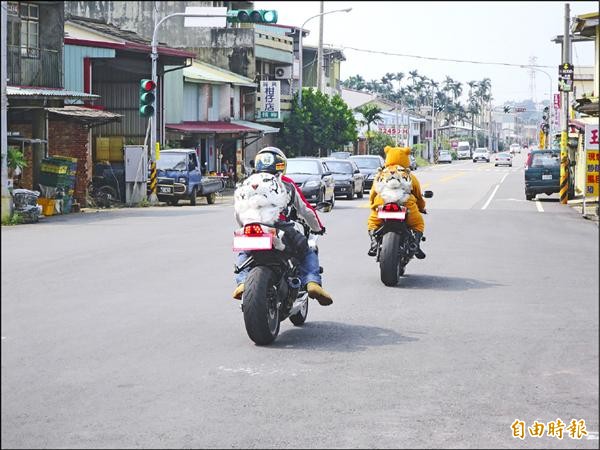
[64,1,255,78]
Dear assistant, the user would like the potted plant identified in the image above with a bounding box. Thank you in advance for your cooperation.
[7,146,27,185]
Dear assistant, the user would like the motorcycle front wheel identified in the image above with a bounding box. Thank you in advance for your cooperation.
[379,232,402,286]
[243,266,281,345]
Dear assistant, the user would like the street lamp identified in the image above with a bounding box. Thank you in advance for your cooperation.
[297,7,352,108]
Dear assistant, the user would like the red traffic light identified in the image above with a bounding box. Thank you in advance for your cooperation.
[140,79,156,91]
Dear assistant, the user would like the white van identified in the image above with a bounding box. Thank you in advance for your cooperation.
[456,141,471,159]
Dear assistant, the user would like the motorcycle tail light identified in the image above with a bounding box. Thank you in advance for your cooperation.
[244,224,264,236]
[382,203,400,212]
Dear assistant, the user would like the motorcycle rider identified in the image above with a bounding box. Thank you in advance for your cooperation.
[367,146,427,258]
[232,147,333,306]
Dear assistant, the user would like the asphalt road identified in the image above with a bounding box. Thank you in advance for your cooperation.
[2,153,598,449]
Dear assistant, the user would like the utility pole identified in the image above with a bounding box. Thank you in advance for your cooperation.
[560,3,571,204]
[297,7,351,107]
[1,0,10,220]
[316,1,324,93]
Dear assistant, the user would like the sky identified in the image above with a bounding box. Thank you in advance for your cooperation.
[253,1,597,106]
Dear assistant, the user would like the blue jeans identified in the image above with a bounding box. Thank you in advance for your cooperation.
[235,247,322,287]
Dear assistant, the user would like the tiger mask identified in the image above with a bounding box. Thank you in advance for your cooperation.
[374,165,413,205]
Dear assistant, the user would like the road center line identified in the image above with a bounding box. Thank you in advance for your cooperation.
[536,200,544,212]
[439,172,465,183]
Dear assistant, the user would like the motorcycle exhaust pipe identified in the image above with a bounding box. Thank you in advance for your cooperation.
[288,277,302,289]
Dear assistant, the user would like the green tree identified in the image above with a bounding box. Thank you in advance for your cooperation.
[279,89,357,157]
[356,104,383,153]
[367,131,395,157]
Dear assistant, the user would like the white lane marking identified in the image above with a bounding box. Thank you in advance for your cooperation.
[536,200,544,212]
[481,173,508,210]
[482,185,500,210]
[1,337,6,341]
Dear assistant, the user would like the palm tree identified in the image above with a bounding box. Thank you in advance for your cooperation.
[356,104,383,154]
[467,81,479,146]
[342,75,366,91]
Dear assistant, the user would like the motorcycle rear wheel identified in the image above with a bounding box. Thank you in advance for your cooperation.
[243,266,280,345]
[380,232,402,286]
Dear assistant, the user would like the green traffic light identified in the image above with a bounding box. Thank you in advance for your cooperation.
[226,9,277,24]
[139,105,154,117]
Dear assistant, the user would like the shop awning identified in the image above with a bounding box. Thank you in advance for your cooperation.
[230,120,279,134]
[46,106,122,126]
[183,61,256,87]
[7,86,100,100]
[165,121,255,134]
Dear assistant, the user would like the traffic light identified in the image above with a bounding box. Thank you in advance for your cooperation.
[503,106,511,113]
[139,79,156,118]
[542,106,550,122]
[226,9,278,24]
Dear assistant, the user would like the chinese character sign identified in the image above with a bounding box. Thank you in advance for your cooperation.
[260,81,280,119]
[585,124,599,197]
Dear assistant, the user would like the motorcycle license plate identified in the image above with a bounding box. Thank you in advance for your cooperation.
[542,174,552,180]
[377,207,406,220]
[159,185,174,194]
[233,235,273,251]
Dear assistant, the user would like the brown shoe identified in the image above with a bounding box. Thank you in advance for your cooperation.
[232,283,244,300]
[306,282,333,306]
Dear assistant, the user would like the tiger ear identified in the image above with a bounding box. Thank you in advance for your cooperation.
[384,146,391,154]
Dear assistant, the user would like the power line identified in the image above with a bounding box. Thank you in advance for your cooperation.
[338,45,555,69]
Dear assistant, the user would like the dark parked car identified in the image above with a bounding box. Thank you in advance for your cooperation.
[285,157,335,207]
[524,150,560,201]
[321,158,365,200]
[329,151,352,159]
[349,155,385,192]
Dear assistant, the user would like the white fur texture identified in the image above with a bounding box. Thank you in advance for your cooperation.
[234,173,290,225]
[374,167,413,205]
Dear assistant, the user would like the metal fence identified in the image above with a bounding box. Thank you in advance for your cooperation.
[7,46,62,88]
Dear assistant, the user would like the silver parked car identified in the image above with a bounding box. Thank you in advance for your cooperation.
[438,150,453,164]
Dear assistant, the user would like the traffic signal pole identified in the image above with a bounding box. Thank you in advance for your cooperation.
[149,9,277,201]
[560,3,571,204]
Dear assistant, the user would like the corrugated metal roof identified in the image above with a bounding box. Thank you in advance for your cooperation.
[230,120,279,134]
[7,86,100,99]
[46,106,122,120]
[166,121,255,134]
[184,61,256,87]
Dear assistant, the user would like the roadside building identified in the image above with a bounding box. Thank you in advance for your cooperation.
[6,1,121,207]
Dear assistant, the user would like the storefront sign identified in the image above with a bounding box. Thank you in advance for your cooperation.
[585,123,599,197]
[259,81,280,120]
[377,126,408,137]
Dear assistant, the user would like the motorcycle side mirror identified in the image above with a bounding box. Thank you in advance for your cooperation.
[424,190,434,198]
[316,201,332,213]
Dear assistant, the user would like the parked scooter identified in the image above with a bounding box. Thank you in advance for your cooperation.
[373,190,433,286]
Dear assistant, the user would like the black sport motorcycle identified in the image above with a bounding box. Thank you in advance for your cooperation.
[374,190,433,286]
[233,204,330,346]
